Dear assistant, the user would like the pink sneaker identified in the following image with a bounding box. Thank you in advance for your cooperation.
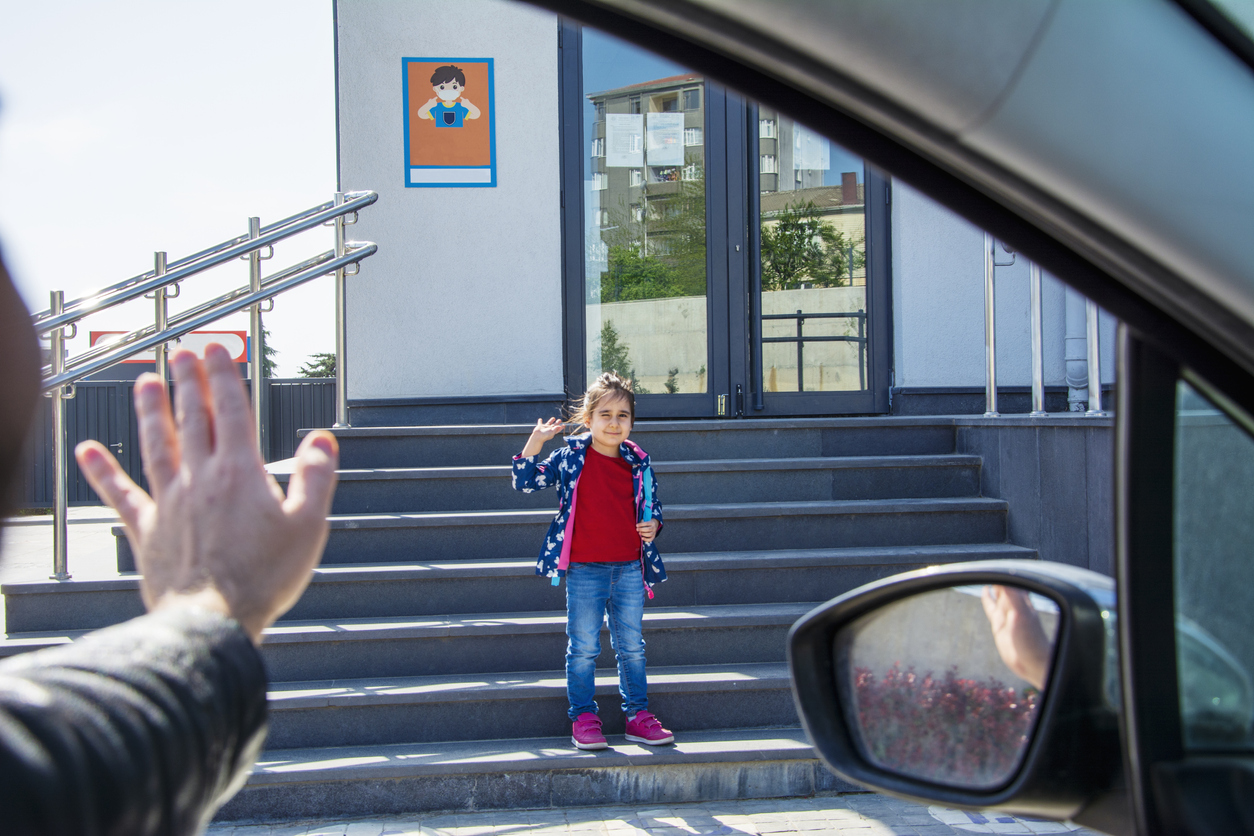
[625,710,674,745]
[572,712,608,750]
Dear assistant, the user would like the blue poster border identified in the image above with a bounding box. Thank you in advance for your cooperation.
[402,56,497,188]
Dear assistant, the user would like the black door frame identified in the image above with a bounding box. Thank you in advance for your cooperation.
[558,19,891,417]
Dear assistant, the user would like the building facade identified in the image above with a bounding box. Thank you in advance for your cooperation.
[334,0,1115,426]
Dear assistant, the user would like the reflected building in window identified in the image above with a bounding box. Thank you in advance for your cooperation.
[587,74,705,269]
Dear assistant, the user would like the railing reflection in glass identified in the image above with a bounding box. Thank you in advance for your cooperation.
[834,584,1060,790]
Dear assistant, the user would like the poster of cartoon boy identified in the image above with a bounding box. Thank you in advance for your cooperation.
[403,57,496,187]
[417,65,482,128]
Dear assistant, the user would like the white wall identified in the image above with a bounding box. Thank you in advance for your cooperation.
[335,0,562,400]
[891,180,1116,391]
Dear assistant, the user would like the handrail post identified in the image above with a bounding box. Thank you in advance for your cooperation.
[795,309,804,392]
[153,252,169,383]
[248,218,266,455]
[49,290,72,581]
[1086,299,1108,416]
[333,192,350,428]
[1029,262,1046,417]
[983,233,999,417]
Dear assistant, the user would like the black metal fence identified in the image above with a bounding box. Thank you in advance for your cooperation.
[19,378,335,507]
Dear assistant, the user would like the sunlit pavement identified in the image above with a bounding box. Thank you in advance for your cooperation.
[205,794,1107,835]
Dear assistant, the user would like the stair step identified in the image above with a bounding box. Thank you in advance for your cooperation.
[265,662,795,749]
[246,497,1009,566]
[216,727,857,822]
[276,454,984,515]
[256,602,810,681]
[315,417,958,469]
[4,543,1036,633]
[0,602,813,678]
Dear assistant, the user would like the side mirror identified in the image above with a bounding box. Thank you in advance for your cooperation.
[788,560,1123,827]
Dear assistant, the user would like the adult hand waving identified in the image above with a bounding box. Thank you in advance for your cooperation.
[74,344,339,644]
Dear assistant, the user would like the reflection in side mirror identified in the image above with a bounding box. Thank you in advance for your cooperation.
[833,584,1059,790]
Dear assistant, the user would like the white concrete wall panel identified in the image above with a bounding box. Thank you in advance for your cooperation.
[336,0,561,400]
[891,181,1079,390]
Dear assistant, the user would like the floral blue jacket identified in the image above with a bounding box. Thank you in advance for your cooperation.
[511,433,666,594]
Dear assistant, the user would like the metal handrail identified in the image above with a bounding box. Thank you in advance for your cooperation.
[42,246,373,391]
[762,309,867,391]
[51,250,339,382]
[982,236,1106,418]
[37,191,379,580]
[33,191,377,336]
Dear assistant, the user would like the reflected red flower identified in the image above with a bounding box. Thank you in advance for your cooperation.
[851,664,1039,788]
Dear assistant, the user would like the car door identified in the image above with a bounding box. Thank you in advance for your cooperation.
[1117,332,1254,836]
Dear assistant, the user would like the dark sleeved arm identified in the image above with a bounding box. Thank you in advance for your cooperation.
[511,448,563,493]
[0,606,268,836]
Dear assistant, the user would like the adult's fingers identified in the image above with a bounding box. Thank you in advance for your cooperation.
[283,430,339,526]
[171,350,214,467]
[75,440,154,534]
[204,343,256,456]
[134,373,180,494]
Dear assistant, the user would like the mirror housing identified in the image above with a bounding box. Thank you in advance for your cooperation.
[789,560,1123,825]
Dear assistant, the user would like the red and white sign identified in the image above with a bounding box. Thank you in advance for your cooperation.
[90,331,249,363]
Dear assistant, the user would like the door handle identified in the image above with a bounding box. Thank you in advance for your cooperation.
[108,442,123,456]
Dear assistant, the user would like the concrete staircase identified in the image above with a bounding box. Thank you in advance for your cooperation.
[0,417,1036,822]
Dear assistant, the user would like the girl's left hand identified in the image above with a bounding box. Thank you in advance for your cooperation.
[637,519,659,543]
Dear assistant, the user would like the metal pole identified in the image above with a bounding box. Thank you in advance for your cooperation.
[857,310,866,390]
[333,192,350,427]
[1029,262,1046,417]
[795,310,804,392]
[1086,299,1107,416]
[50,291,71,580]
[983,233,999,417]
[248,217,265,452]
[154,252,168,383]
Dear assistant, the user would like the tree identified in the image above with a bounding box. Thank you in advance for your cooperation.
[602,246,682,302]
[259,327,280,378]
[299,352,337,378]
[598,320,647,394]
[760,200,865,290]
[664,367,680,394]
[597,168,708,301]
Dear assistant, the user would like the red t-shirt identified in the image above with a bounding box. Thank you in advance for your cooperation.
[570,447,640,563]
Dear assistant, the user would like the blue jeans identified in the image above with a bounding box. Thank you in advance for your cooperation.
[565,560,648,720]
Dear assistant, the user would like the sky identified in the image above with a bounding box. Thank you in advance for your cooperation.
[0,0,339,377]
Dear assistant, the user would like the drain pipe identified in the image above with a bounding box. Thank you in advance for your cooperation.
[1064,286,1088,411]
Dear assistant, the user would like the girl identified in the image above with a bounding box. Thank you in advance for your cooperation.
[511,371,672,750]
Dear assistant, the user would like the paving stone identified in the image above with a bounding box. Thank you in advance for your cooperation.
[308,825,350,836]
[344,824,386,836]
[378,822,425,835]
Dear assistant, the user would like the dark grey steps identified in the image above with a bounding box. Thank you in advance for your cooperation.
[277,454,983,515]
[271,497,1009,566]
[258,602,809,682]
[265,662,795,750]
[0,601,807,677]
[5,543,1036,633]
[217,727,856,822]
[310,417,958,469]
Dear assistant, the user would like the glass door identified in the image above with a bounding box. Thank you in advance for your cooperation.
[580,30,713,417]
[748,105,890,415]
[563,24,890,418]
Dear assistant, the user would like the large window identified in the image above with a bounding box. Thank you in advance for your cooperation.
[565,23,890,417]
[582,29,709,395]
[756,106,868,393]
